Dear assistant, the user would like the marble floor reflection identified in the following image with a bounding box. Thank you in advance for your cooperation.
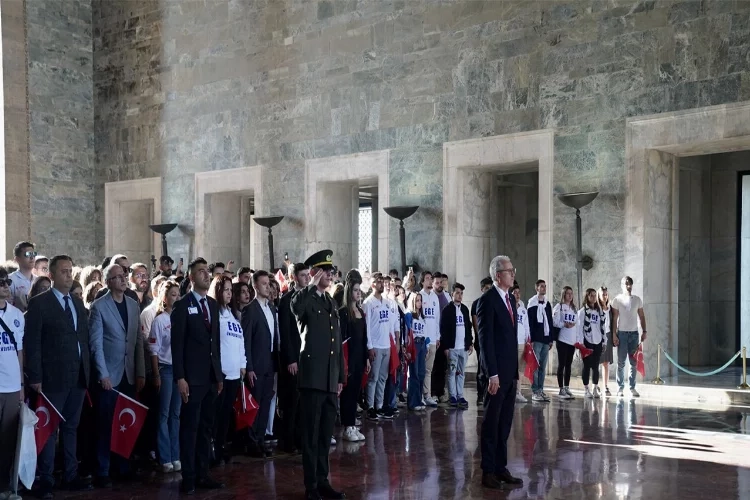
[47,387,750,499]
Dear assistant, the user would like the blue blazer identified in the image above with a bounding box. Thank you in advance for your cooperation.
[476,286,519,383]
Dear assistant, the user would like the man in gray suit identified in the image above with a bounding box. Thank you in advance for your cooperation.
[89,263,145,486]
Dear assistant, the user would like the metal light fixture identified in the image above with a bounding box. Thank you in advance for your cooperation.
[557,192,598,306]
[382,206,419,278]
[149,223,178,257]
[253,216,284,271]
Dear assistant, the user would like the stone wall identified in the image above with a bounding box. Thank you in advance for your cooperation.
[27,0,95,262]
[92,1,750,278]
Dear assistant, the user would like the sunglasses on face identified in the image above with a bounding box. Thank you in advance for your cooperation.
[23,251,38,258]
[0,279,11,287]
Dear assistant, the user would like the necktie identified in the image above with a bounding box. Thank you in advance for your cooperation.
[505,294,515,325]
[64,296,75,330]
[200,298,210,331]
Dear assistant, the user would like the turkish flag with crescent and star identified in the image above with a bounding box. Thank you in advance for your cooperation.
[34,393,64,454]
[110,391,149,458]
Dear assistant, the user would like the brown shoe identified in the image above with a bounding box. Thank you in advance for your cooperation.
[481,472,503,489]
[497,469,524,486]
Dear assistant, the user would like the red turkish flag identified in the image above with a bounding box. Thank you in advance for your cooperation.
[633,343,646,377]
[110,392,148,458]
[234,381,259,430]
[275,269,288,293]
[574,342,594,358]
[389,335,399,381]
[34,393,63,454]
[523,342,540,382]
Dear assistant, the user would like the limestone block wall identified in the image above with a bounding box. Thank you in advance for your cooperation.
[90,1,750,281]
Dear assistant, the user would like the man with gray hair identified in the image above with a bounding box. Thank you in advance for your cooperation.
[477,255,524,490]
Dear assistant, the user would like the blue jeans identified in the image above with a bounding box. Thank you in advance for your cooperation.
[366,347,390,409]
[157,364,181,464]
[616,330,640,390]
[447,349,468,399]
[531,342,550,392]
[408,339,427,408]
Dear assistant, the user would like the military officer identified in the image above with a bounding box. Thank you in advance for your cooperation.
[291,250,346,500]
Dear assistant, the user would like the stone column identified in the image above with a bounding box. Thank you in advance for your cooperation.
[316,181,356,272]
[741,175,750,355]
[205,193,242,265]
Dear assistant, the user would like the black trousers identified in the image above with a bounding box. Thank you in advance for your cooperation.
[475,344,487,400]
[179,384,217,483]
[582,340,603,386]
[431,348,447,397]
[480,380,516,473]
[278,370,301,450]
[556,341,576,387]
[299,389,337,491]
[135,381,159,458]
[213,377,241,458]
[249,373,275,449]
[340,369,363,426]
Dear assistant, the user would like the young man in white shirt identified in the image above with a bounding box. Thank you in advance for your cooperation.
[362,273,395,420]
[418,271,441,407]
[439,283,473,408]
[0,267,25,499]
[611,276,647,398]
[9,241,37,312]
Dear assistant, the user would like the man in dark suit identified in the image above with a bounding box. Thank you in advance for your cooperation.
[241,270,279,458]
[25,255,93,498]
[291,250,346,500]
[477,255,524,490]
[171,258,224,495]
[277,262,310,453]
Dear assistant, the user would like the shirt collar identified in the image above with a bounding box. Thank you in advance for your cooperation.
[493,284,508,300]
[191,290,207,303]
[258,297,269,308]
[51,287,69,301]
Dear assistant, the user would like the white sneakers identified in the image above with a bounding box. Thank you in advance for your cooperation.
[584,387,593,399]
[558,387,575,400]
[172,460,181,472]
[515,391,528,403]
[162,462,174,473]
[438,394,450,404]
[343,426,365,442]
[330,436,337,445]
[593,386,601,399]
[532,391,550,402]
[630,388,640,398]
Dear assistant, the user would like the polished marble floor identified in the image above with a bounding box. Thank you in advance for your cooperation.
[41,385,750,500]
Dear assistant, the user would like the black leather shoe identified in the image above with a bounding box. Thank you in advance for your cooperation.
[497,469,524,486]
[180,480,195,495]
[62,477,93,491]
[318,482,346,499]
[481,472,503,489]
[196,476,225,489]
[305,490,323,500]
[37,481,54,499]
[94,476,113,488]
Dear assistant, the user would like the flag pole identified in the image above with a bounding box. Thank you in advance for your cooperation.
[10,401,23,499]
[112,389,149,410]
[40,392,66,422]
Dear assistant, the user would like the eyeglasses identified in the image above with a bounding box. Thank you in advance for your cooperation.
[122,266,132,274]
[133,273,148,280]
[37,267,49,273]
[107,275,128,282]
[23,251,38,258]
[498,268,517,276]
[0,279,11,287]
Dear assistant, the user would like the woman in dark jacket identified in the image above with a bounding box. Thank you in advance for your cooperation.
[339,276,369,442]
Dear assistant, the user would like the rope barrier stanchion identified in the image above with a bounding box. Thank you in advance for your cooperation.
[739,347,750,390]
[660,346,741,377]
[651,344,664,385]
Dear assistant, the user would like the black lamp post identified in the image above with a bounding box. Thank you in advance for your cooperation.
[149,223,178,257]
[557,192,599,307]
[253,216,284,271]
[382,206,419,278]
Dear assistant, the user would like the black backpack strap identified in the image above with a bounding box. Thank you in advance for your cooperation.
[0,315,18,352]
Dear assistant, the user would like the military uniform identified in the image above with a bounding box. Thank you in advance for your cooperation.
[291,250,346,499]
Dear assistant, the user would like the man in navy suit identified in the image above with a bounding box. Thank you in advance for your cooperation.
[477,255,524,490]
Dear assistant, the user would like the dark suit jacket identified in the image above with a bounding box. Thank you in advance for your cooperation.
[476,287,519,383]
[290,285,345,393]
[25,289,91,392]
[278,287,301,368]
[439,302,473,351]
[241,298,279,376]
[170,292,222,386]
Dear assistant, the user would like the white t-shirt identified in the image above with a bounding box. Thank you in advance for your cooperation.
[363,294,394,349]
[219,307,247,379]
[411,315,426,338]
[140,303,158,340]
[454,303,465,349]
[516,302,531,344]
[149,312,173,365]
[9,270,33,312]
[611,294,643,332]
[419,289,441,342]
[0,303,25,393]
[553,303,580,346]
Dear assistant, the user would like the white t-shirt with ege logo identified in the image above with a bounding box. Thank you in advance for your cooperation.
[0,303,24,393]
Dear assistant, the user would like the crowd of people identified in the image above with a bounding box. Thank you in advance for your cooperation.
[0,241,647,499]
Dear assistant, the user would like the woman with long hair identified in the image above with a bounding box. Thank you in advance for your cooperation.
[597,286,614,396]
[578,288,605,399]
[79,265,102,287]
[70,280,84,303]
[148,280,182,473]
[230,281,252,318]
[405,292,427,411]
[339,276,369,442]
[552,286,580,400]
[28,276,51,299]
[83,281,103,310]
[209,276,246,464]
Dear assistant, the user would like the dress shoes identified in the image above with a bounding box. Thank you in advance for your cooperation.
[196,476,225,489]
[61,477,93,491]
[497,469,524,486]
[481,473,503,490]
[93,476,113,489]
[317,483,346,499]
[305,490,323,500]
[179,480,195,495]
[37,481,54,499]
